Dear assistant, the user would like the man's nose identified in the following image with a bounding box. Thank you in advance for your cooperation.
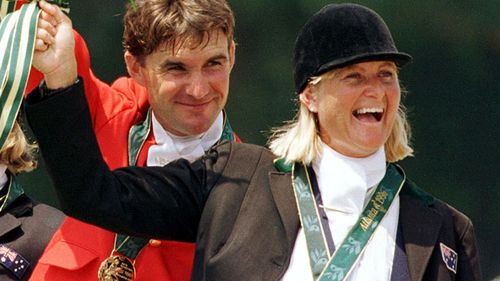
[186,72,210,99]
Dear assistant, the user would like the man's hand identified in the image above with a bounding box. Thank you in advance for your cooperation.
[33,0,77,89]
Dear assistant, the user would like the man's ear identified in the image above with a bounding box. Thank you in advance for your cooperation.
[124,51,146,86]
[299,85,318,113]
[228,40,236,71]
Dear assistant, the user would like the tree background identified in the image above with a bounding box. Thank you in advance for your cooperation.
[19,0,499,278]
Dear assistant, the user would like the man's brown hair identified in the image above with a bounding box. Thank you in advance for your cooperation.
[123,0,235,61]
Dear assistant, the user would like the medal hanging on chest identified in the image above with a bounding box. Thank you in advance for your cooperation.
[98,235,141,281]
[98,255,135,281]
[98,109,238,281]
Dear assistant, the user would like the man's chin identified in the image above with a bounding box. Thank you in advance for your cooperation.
[179,123,212,136]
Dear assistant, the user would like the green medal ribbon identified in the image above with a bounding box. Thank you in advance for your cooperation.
[292,163,405,281]
[0,0,17,20]
[0,1,39,151]
[292,162,331,275]
[220,113,236,142]
[127,109,153,167]
[113,109,237,260]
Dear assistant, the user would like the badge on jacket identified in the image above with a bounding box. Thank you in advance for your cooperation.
[0,244,30,280]
[440,242,458,273]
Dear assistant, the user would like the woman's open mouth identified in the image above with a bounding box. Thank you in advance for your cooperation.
[353,108,383,122]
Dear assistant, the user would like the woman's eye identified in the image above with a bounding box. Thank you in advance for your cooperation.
[379,70,396,81]
[344,72,361,80]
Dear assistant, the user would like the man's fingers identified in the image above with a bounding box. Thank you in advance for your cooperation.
[37,18,57,37]
[34,38,49,51]
[38,0,69,25]
[36,28,55,47]
[38,0,57,16]
[39,9,58,28]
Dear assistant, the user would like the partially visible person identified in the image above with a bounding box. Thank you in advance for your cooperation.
[27,0,238,280]
[0,118,64,280]
[26,3,482,281]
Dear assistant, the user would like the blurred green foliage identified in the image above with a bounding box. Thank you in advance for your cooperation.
[18,0,499,278]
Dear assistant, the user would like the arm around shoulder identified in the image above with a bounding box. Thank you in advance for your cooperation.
[25,79,213,241]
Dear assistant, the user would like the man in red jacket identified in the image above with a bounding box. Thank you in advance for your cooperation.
[27,1,239,280]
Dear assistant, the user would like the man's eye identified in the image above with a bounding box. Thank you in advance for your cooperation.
[207,60,222,67]
[167,65,185,71]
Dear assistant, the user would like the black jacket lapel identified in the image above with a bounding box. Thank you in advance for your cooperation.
[399,185,443,281]
[268,171,300,256]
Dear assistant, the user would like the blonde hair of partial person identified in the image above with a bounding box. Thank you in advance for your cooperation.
[268,70,413,165]
[0,121,37,174]
[123,0,235,62]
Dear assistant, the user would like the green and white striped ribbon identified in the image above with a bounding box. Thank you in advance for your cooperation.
[1,0,69,20]
[0,0,17,21]
[0,0,70,150]
[0,1,39,150]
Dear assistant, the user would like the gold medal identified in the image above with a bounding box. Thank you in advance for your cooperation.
[98,255,136,281]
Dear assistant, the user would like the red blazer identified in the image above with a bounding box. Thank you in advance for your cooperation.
[27,31,213,281]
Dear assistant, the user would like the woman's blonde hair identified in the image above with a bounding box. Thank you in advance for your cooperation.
[0,121,37,174]
[268,71,413,164]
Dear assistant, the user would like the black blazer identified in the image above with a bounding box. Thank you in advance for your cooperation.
[0,187,64,280]
[25,80,481,281]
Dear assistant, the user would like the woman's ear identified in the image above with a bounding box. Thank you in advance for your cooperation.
[124,51,146,86]
[299,85,318,113]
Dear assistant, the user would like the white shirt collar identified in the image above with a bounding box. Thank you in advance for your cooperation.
[147,111,224,166]
[0,164,8,192]
[312,142,386,217]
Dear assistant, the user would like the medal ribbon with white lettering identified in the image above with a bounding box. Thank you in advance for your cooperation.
[292,162,333,276]
[292,163,405,281]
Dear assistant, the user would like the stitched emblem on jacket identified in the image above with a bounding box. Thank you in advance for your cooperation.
[440,242,458,273]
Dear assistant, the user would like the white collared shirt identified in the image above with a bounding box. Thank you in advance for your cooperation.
[281,143,400,281]
[0,164,8,192]
[147,111,224,166]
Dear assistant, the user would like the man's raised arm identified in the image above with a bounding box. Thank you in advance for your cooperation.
[25,78,212,241]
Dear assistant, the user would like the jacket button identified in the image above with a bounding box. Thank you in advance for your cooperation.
[149,239,162,247]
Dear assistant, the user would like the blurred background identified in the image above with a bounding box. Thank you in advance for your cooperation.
[19,0,499,278]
